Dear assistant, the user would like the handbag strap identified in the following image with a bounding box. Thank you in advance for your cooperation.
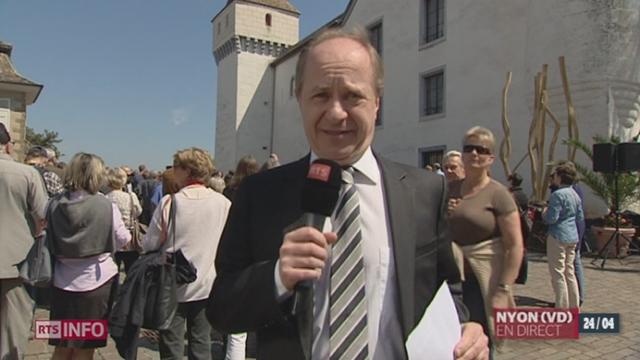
[128,190,136,228]
[166,194,177,254]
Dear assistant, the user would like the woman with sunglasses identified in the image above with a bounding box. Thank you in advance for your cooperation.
[447,126,524,354]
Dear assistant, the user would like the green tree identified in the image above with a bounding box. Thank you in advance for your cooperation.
[25,126,63,157]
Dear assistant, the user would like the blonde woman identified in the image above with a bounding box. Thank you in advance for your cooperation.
[47,153,131,360]
[447,127,523,352]
[140,148,245,360]
[105,167,142,228]
[105,167,143,271]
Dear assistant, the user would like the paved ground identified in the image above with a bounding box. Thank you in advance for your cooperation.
[496,252,640,360]
[25,252,639,359]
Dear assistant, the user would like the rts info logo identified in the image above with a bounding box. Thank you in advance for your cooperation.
[35,320,108,340]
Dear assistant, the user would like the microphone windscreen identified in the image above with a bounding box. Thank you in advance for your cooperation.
[301,159,342,217]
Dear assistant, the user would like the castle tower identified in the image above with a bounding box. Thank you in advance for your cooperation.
[0,41,43,161]
[212,0,299,171]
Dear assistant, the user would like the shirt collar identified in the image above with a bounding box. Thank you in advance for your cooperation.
[0,153,14,162]
[69,190,89,200]
[309,147,380,185]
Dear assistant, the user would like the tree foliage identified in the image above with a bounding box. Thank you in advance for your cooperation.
[25,126,63,157]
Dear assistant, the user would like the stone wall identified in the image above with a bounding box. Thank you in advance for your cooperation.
[0,90,26,160]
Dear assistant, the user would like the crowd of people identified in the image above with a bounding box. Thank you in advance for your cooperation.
[0,25,588,360]
[0,125,281,359]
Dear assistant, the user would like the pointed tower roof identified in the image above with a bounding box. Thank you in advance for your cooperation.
[0,41,43,104]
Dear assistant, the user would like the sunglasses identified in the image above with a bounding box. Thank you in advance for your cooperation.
[462,144,492,155]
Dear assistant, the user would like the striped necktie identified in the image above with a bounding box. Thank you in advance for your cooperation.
[329,167,369,360]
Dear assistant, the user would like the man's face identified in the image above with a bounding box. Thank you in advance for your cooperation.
[444,155,465,182]
[297,37,380,166]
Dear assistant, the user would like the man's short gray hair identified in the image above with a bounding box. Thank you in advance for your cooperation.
[444,150,462,161]
[295,26,384,97]
[45,148,56,160]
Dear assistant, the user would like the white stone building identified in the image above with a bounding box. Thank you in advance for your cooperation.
[212,0,640,208]
[0,41,43,161]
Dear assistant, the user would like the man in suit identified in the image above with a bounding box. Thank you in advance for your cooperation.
[0,123,48,358]
[207,28,489,360]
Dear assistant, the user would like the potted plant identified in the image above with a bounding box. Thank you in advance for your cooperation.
[564,135,640,256]
[590,213,636,257]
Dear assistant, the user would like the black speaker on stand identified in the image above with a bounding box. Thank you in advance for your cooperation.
[617,143,640,171]
[591,142,640,268]
[592,143,617,173]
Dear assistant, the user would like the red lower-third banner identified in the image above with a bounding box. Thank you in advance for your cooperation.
[494,308,580,339]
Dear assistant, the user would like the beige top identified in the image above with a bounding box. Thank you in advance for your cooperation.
[447,179,517,246]
[142,185,231,302]
[105,190,142,229]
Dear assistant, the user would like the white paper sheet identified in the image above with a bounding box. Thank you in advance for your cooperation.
[405,281,461,359]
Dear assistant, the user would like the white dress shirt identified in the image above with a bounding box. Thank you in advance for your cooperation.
[275,148,405,359]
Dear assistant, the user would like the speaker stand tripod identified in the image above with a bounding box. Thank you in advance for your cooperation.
[591,173,640,268]
[591,214,639,268]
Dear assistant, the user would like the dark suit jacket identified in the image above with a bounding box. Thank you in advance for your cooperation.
[136,179,158,225]
[207,154,468,359]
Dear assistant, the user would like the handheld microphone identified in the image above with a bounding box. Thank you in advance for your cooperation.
[301,158,342,229]
[291,158,342,315]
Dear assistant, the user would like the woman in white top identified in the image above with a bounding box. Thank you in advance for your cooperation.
[105,167,142,271]
[105,167,142,230]
[141,147,244,360]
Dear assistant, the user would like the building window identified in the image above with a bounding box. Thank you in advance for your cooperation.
[0,99,10,130]
[419,146,445,169]
[367,21,383,126]
[266,13,272,26]
[217,22,221,35]
[421,70,444,116]
[424,0,444,43]
[290,77,296,97]
[367,22,382,57]
[225,14,229,28]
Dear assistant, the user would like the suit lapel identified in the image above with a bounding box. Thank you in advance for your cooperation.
[377,156,416,337]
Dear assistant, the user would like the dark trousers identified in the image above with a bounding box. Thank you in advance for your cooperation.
[159,299,211,360]
[115,251,140,273]
[463,271,494,360]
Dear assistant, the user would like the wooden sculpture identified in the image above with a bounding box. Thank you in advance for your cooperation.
[500,56,579,203]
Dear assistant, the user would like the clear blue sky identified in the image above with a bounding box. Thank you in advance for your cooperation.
[0,0,349,170]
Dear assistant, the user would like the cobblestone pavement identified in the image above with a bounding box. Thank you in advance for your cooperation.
[496,253,640,360]
[25,253,639,359]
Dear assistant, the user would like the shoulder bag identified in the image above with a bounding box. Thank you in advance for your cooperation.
[129,191,147,251]
[142,195,178,330]
[18,233,53,288]
[515,207,530,284]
